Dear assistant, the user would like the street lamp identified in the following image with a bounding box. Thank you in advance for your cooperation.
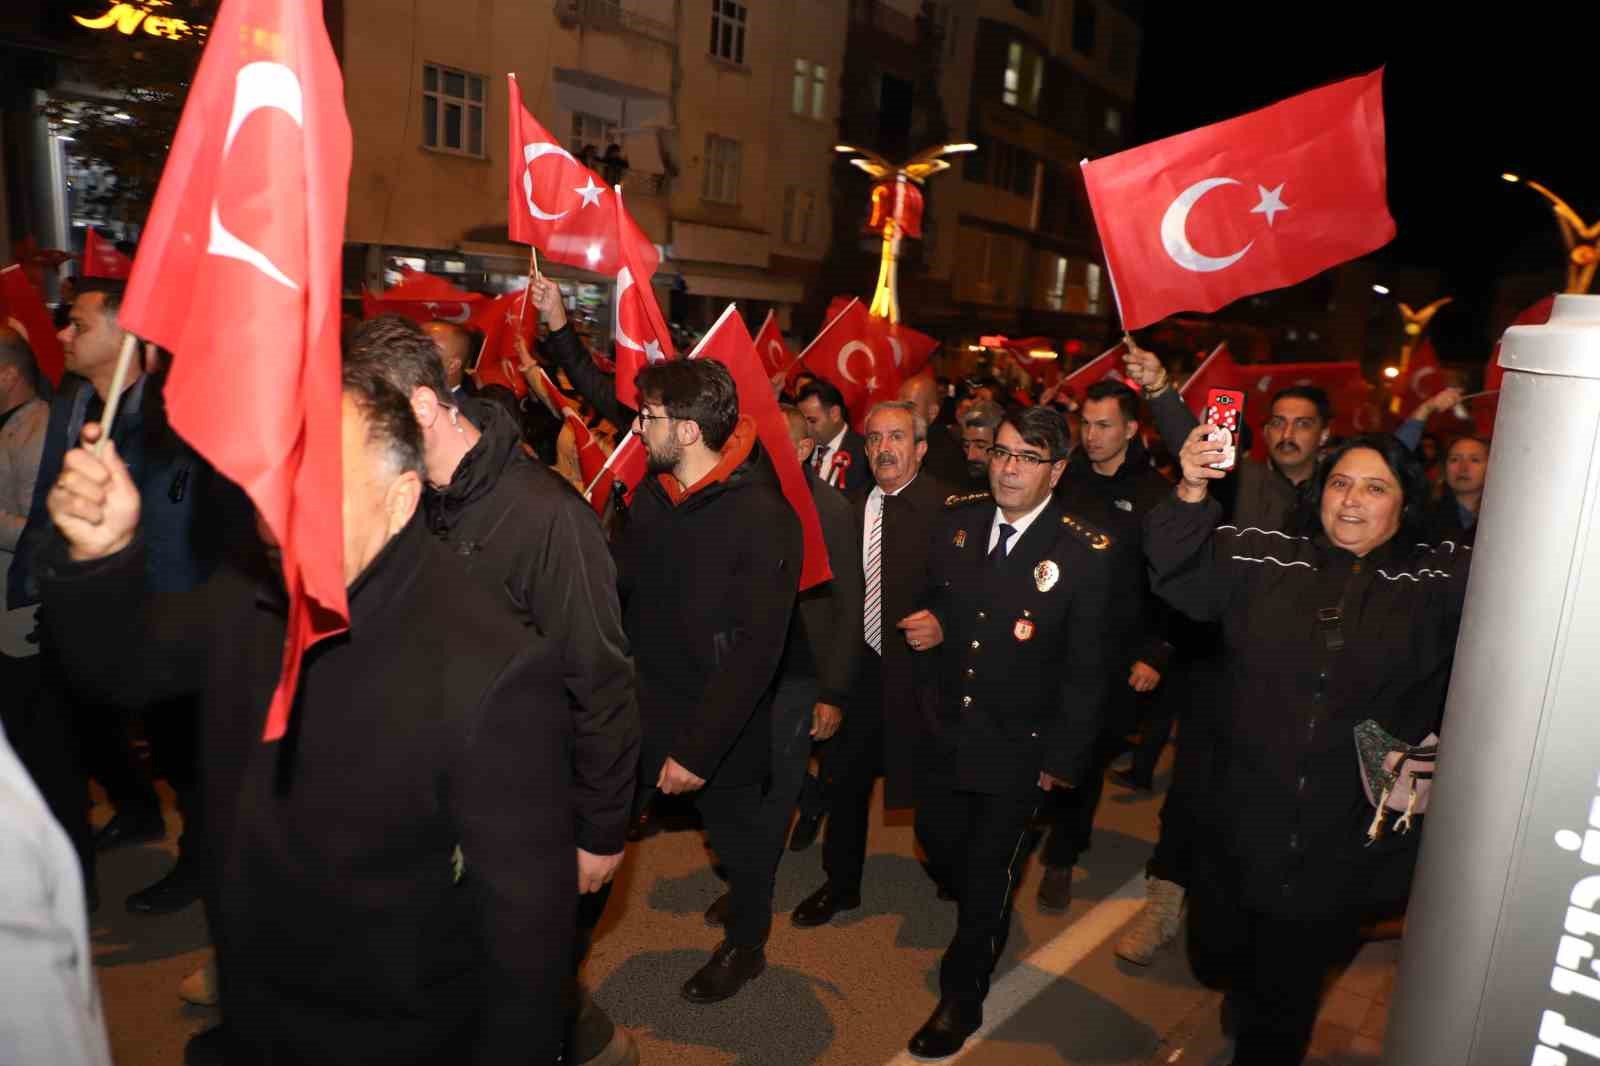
[1501,172,1599,293]
[834,142,977,323]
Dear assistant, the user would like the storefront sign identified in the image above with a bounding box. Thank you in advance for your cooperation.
[73,1,204,41]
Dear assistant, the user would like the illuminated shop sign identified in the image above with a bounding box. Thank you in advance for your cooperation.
[73,1,205,41]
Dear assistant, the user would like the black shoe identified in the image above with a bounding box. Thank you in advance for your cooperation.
[1037,866,1073,912]
[788,811,824,852]
[126,854,204,915]
[791,882,860,928]
[704,891,730,928]
[185,1025,242,1066]
[624,806,654,843]
[563,990,639,1066]
[1110,768,1153,792]
[681,941,766,1003]
[93,810,165,852]
[907,999,982,1060]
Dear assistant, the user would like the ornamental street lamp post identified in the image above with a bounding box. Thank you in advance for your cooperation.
[1502,173,1599,294]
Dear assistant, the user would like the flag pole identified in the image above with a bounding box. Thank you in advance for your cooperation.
[517,246,539,331]
[92,333,140,457]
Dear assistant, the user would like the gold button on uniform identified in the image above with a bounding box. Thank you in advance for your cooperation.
[961,696,972,707]
[977,611,987,621]
[970,640,980,650]
[965,668,975,679]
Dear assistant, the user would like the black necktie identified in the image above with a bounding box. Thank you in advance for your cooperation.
[989,523,1017,569]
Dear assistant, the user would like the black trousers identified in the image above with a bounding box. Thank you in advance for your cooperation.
[1039,723,1128,870]
[914,776,1040,1007]
[1188,882,1360,1065]
[820,650,884,897]
[697,780,773,946]
[1145,653,1227,888]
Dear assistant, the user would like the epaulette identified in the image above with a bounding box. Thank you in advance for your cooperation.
[945,490,993,509]
[1060,511,1113,551]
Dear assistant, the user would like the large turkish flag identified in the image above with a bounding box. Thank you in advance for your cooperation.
[798,298,901,427]
[1083,69,1395,331]
[118,0,351,742]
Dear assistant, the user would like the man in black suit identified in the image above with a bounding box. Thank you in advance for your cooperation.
[906,405,1112,1058]
[791,399,948,928]
[796,380,869,494]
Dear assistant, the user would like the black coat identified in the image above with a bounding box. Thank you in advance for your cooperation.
[424,399,640,855]
[921,424,970,489]
[814,428,871,496]
[782,466,863,708]
[1055,438,1175,675]
[850,471,949,808]
[1146,496,1470,916]
[616,418,802,787]
[40,517,574,1065]
[924,494,1115,793]
[1422,496,1478,547]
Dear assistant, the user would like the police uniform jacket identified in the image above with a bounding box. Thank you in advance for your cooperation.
[922,492,1115,795]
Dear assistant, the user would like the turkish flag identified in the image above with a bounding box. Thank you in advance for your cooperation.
[1397,339,1445,409]
[0,264,66,385]
[582,433,647,517]
[118,0,352,743]
[873,316,938,378]
[1478,294,1556,437]
[799,298,900,428]
[1060,341,1135,400]
[83,229,133,279]
[693,304,831,590]
[1083,69,1395,331]
[362,267,483,325]
[1183,352,1369,457]
[611,188,674,410]
[507,74,656,278]
[754,309,794,379]
[470,289,534,398]
[11,237,73,291]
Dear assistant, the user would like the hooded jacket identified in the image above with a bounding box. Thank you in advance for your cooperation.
[424,399,639,855]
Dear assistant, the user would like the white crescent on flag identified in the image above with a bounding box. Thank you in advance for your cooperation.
[1160,177,1252,274]
[207,62,303,291]
[524,142,577,222]
[836,340,873,386]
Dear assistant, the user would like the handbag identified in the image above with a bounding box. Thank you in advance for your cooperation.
[1354,719,1438,844]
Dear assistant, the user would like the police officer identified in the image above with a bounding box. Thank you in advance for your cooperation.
[904,405,1113,1060]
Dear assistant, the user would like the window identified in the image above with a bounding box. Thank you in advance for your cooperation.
[792,59,810,115]
[570,112,618,153]
[1002,40,1043,113]
[1046,255,1068,311]
[1104,106,1122,136]
[702,135,741,204]
[1072,1,1097,57]
[710,0,747,65]
[783,186,816,244]
[422,63,485,156]
[1086,262,1104,315]
[812,65,827,119]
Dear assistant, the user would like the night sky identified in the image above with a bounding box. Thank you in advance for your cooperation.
[1134,8,1597,362]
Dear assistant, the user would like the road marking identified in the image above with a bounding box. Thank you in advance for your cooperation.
[881,870,1147,1065]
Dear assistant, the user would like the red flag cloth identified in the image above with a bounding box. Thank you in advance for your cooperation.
[118,0,352,743]
[611,188,674,410]
[1058,342,1131,400]
[1083,69,1395,331]
[362,267,483,324]
[754,309,794,378]
[799,298,901,428]
[693,304,831,590]
[82,229,133,279]
[1183,352,1369,456]
[11,237,74,291]
[583,432,647,517]
[469,290,534,398]
[873,317,938,378]
[567,411,610,487]
[507,74,658,278]
[1396,339,1445,410]
[1478,294,1556,437]
[0,264,67,385]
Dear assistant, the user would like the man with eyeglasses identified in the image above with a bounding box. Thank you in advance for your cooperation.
[790,399,949,930]
[902,405,1112,1059]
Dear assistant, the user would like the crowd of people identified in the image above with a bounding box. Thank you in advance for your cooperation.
[0,272,1491,1066]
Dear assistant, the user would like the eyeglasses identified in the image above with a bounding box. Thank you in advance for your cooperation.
[988,445,1054,469]
[633,410,673,428]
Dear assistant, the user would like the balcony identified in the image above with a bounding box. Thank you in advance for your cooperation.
[554,0,676,48]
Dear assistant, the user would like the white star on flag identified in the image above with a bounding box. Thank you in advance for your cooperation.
[643,339,663,361]
[574,177,606,208]
[1250,184,1288,225]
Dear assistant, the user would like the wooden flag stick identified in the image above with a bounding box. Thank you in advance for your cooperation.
[517,246,540,331]
[583,429,634,502]
[1457,389,1500,403]
[92,333,140,457]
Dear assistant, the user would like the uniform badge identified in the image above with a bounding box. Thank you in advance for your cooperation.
[1013,618,1035,642]
[953,529,967,548]
[1114,498,1133,512]
[1034,560,1060,592]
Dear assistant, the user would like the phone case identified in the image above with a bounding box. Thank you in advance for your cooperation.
[1204,388,1245,471]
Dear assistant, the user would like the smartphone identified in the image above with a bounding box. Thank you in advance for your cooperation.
[1203,388,1245,471]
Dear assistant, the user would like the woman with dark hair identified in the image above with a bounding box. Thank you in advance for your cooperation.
[1145,428,1470,1065]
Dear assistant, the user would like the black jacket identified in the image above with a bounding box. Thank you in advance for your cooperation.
[617,418,802,786]
[1146,496,1469,916]
[921,424,969,489]
[425,399,639,855]
[924,494,1114,793]
[1055,437,1174,674]
[544,324,631,429]
[1422,496,1478,547]
[851,470,949,808]
[40,516,574,1065]
[814,427,871,496]
[782,466,863,707]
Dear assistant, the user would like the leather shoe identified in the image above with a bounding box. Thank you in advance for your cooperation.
[1110,768,1152,792]
[1036,865,1073,912]
[704,891,730,928]
[907,998,981,1060]
[791,882,859,928]
[127,853,204,915]
[788,811,823,852]
[681,940,765,1003]
[93,810,165,852]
